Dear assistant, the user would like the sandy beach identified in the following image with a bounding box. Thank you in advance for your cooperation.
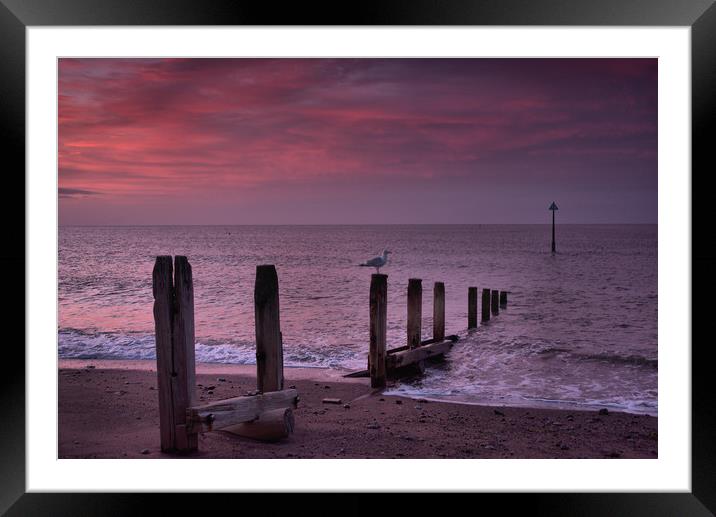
[59,359,657,459]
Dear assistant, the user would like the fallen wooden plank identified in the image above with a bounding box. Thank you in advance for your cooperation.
[343,369,369,378]
[386,339,453,370]
[387,334,458,355]
[221,407,294,442]
[186,388,298,433]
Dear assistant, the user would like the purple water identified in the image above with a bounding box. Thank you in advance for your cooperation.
[58,225,657,415]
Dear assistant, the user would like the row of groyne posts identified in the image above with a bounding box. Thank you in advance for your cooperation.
[363,273,507,389]
[151,256,507,453]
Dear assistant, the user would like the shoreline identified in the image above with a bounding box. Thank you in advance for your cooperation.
[59,358,657,416]
[59,359,658,459]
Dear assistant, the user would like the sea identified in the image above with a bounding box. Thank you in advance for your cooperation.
[58,224,658,415]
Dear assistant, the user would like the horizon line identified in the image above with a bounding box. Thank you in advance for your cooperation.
[58,222,658,227]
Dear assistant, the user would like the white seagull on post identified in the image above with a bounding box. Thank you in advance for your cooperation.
[360,249,392,273]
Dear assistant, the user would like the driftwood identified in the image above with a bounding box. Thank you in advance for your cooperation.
[387,335,458,355]
[221,407,294,442]
[186,389,298,433]
[386,339,453,370]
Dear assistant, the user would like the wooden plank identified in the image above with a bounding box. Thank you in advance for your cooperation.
[172,256,198,451]
[387,334,458,355]
[386,339,453,370]
[481,288,491,322]
[500,291,508,308]
[255,265,284,393]
[221,407,294,442]
[152,256,175,452]
[433,282,445,341]
[407,278,422,348]
[187,389,298,433]
[343,369,369,378]
[468,286,478,329]
[369,273,388,388]
[491,289,500,315]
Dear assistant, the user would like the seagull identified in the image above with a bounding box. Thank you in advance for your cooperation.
[360,249,392,273]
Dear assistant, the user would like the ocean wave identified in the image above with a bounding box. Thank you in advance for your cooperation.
[58,328,365,369]
[574,352,657,369]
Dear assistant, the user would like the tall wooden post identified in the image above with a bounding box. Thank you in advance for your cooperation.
[172,256,198,451]
[255,265,284,393]
[369,274,388,388]
[500,291,507,308]
[467,287,478,329]
[153,255,198,452]
[481,288,491,322]
[153,256,175,452]
[433,282,445,341]
[491,290,500,316]
[407,278,422,348]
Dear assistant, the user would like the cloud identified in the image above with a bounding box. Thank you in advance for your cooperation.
[58,58,657,223]
[58,187,100,198]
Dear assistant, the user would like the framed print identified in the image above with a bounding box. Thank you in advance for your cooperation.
[2,0,714,514]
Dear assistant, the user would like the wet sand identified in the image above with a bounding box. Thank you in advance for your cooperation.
[58,359,657,459]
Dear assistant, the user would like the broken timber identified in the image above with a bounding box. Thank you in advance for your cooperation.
[344,335,459,378]
[222,407,295,442]
[386,338,454,370]
[186,389,298,433]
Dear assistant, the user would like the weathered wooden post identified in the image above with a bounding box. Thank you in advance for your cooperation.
[481,288,491,322]
[467,287,478,329]
[153,256,175,452]
[172,256,198,451]
[369,274,388,388]
[407,278,422,348]
[153,255,198,452]
[491,289,500,316]
[255,265,284,393]
[433,282,445,341]
[500,291,507,308]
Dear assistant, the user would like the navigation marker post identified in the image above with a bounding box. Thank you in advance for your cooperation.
[549,201,559,253]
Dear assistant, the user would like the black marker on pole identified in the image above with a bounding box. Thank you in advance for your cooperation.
[549,201,559,253]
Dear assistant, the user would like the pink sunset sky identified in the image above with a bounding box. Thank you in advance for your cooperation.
[58,58,657,225]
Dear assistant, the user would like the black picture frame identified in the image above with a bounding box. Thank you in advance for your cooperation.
[2,1,713,514]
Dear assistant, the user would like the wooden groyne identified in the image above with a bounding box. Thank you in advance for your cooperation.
[152,255,511,449]
[152,257,297,453]
[353,274,509,386]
